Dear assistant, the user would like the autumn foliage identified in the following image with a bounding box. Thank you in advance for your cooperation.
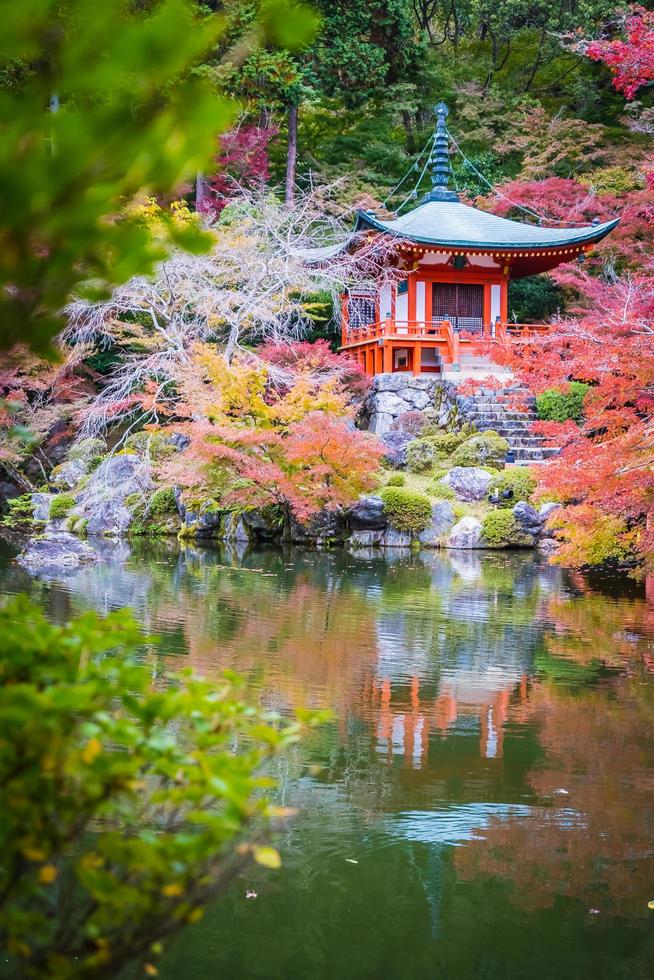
[585,5,654,99]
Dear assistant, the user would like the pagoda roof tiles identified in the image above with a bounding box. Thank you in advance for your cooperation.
[355,199,619,251]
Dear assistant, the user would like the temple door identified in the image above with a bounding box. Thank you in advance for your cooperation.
[432,282,484,333]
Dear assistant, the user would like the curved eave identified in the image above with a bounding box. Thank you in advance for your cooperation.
[354,210,620,252]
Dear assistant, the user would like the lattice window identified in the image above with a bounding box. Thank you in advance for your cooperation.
[347,291,377,329]
[433,283,484,333]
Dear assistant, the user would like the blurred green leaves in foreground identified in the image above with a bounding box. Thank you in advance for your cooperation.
[0,0,318,354]
[0,596,325,978]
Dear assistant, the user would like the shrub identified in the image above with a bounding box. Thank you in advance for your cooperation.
[379,487,433,532]
[452,434,508,468]
[488,469,537,508]
[67,437,106,464]
[406,438,437,473]
[386,474,406,487]
[0,597,321,978]
[149,487,178,515]
[481,510,521,547]
[430,482,455,500]
[2,494,35,527]
[536,382,589,423]
[48,493,75,519]
[425,431,465,457]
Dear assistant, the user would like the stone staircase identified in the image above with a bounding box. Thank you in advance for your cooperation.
[457,385,559,464]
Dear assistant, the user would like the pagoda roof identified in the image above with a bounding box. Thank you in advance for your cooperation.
[355,199,619,251]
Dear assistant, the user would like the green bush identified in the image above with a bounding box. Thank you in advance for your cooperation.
[0,597,322,978]
[536,382,589,423]
[481,510,521,547]
[508,275,565,323]
[424,431,466,457]
[48,493,76,519]
[2,494,35,527]
[452,434,508,468]
[488,469,537,508]
[406,438,437,473]
[149,487,178,515]
[386,474,406,487]
[379,487,433,532]
[430,482,455,500]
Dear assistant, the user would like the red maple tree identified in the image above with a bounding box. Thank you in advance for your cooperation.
[585,5,654,100]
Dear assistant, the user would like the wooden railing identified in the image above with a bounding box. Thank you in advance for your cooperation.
[343,318,549,349]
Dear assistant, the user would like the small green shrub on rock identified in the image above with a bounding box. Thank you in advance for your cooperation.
[536,382,589,423]
[452,434,508,468]
[67,437,106,467]
[124,431,176,461]
[149,487,178,515]
[406,438,438,473]
[425,431,466,457]
[481,510,533,548]
[379,487,433,532]
[488,469,537,508]
[386,474,406,487]
[49,493,75,519]
[430,482,455,500]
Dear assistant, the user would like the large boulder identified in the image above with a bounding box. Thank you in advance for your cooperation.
[441,467,493,502]
[222,512,250,544]
[379,430,412,467]
[17,529,99,575]
[381,527,412,548]
[417,501,456,547]
[70,453,153,536]
[447,516,483,549]
[512,501,542,539]
[241,507,284,542]
[287,508,347,545]
[182,504,224,539]
[348,495,387,531]
[31,492,56,521]
[50,458,88,490]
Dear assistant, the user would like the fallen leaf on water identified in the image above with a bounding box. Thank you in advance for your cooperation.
[648,900,654,910]
[345,859,358,864]
[253,846,281,869]
[246,890,258,900]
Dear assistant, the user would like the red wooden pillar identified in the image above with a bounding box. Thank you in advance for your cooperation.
[413,343,422,375]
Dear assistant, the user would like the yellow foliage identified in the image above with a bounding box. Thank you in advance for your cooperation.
[81,737,102,764]
[161,882,184,897]
[253,845,281,869]
[38,864,58,884]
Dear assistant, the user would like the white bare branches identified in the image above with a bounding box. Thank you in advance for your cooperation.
[61,188,395,441]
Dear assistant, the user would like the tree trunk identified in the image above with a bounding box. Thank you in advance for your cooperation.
[195,172,205,213]
[285,103,298,205]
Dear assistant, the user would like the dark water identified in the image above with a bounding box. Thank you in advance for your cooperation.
[2,537,654,980]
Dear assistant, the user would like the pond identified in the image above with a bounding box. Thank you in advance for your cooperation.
[2,538,654,980]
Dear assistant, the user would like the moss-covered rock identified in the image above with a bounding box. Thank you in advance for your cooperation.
[405,439,438,473]
[379,487,433,533]
[429,482,455,501]
[423,431,466,457]
[481,510,534,548]
[129,487,181,537]
[49,493,76,519]
[385,474,406,487]
[451,433,508,469]
[488,468,537,508]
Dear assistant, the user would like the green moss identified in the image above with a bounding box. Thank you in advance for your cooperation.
[481,510,520,547]
[481,510,534,548]
[451,433,509,468]
[406,438,437,473]
[66,515,88,536]
[124,431,176,461]
[488,469,537,508]
[386,474,406,487]
[430,482,455,500]
[149,487,177,515]
[452,502,470,520]
[536,382,589,423]
[379,487,433,533]
[49,493,75,519]
[424,431,465,457]
[67,438,105,465]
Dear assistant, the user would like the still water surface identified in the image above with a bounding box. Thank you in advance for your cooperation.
[2,539,654,979]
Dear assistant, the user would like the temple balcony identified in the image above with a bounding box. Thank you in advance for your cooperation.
[339,318,549,378]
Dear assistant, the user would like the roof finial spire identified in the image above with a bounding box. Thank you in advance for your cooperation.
[424,101,459,203]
